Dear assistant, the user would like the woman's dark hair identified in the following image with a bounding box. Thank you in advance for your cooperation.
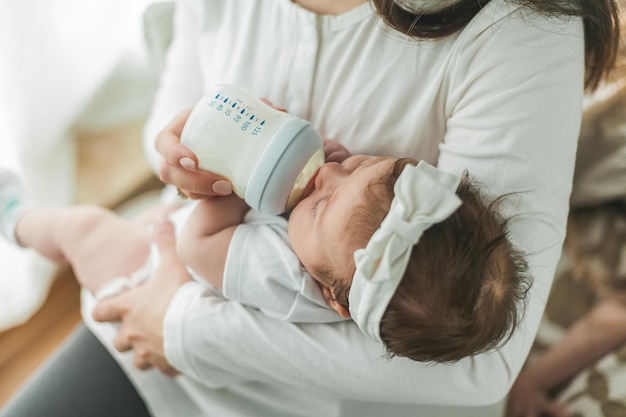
[371,0,621,90]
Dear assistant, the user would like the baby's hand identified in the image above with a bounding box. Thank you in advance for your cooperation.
[323,138,351,163]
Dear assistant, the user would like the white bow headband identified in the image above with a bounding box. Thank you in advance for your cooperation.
[348,161,462,343]
[395,0,461,13]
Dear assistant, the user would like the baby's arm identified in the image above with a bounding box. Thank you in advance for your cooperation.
[177,195,249,289]
[507,295,626,417]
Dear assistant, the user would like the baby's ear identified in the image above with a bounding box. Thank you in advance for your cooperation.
[321,286,351,318]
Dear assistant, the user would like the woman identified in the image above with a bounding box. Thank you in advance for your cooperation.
[1,0,620,416]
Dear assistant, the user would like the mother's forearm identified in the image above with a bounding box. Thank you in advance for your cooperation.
[164,281,518,405]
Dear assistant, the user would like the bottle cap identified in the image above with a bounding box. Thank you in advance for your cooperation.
[246,118,323,214]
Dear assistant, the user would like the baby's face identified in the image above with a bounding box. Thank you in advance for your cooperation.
[288,155,395,299]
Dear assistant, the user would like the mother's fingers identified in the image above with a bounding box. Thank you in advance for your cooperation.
[133,349,154,371]
[157,150,233,197]
[113,329,133,353]
[153,107,235,197]
[154,108,196,168]
[92,294,125,323]
[131,350,180,376]
[150,355,180,377]
[157,160,226,198]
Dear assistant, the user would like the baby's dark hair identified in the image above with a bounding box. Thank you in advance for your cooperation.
[322,158,532,363]
[380,170,531,362]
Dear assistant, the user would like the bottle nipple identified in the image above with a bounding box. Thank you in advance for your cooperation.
[285,147,325,210]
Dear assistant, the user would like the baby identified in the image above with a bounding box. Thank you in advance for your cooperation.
[0,156,531,363]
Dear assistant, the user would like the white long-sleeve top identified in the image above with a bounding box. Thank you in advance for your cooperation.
[223,210,345,323]
[89,0,584,415]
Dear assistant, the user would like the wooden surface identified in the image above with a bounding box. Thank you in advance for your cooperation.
[76,123,156,207]
[0,122,157,407]
[0,267,81,406]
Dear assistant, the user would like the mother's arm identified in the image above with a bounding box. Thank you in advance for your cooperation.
[433,5,585,404]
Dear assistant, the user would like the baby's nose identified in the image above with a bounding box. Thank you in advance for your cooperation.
[315,162,344,190]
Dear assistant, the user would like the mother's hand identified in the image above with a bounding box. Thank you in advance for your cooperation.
[91,218,191,377]
[156,108,233,199]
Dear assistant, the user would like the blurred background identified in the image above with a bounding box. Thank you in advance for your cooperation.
[0,0,171,404]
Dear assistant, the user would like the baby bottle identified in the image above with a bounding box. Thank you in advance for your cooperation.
[180,84,324,214]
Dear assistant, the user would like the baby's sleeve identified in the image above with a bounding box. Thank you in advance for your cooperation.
[222,211,344,323]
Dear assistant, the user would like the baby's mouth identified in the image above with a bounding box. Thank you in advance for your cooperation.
[301,167,320,200]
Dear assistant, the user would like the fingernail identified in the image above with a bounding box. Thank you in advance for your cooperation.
[179,157,196,170]
[212,180,232,195]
